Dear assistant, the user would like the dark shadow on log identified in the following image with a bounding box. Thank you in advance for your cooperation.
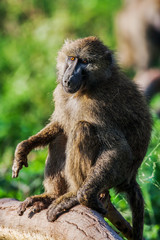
[0,198,123,240]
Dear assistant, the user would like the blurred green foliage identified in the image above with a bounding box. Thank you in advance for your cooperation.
[0,1,160,239]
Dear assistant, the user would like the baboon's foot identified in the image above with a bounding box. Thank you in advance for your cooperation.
[18,194,55,218]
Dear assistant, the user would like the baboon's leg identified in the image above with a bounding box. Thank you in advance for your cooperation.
[76,140,133,215]
[46,121,100,221]
[44,134,68,196]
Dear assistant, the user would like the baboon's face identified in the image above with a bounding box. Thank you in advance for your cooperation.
[57,36,113,94]
[62,56,88,94]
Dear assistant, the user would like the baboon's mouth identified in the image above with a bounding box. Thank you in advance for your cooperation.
[63,85,81,94]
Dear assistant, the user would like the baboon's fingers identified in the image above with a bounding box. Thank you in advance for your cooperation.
[12,165,19,178]
[18,197,33,216]
[12,162,22,178]
[28,201,49,218]
[12,158,28,178]
[47,196,78,222]
[18,195,54,216]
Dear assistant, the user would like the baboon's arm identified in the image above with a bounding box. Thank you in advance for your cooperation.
[12,122,63,178]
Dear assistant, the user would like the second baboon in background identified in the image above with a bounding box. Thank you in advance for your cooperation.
[134,68,160,117]
[12,37,151,240]
[134,68,160,102]
[116,0,160,70]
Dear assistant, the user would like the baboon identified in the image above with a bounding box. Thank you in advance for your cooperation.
[115,0,160,69]
[134,68,160,117]
[12,36,151,240]
[134,69,160,103]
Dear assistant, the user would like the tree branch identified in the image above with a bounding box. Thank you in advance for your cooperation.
[0,198,122,240]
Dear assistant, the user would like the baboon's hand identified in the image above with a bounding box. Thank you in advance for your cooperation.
[12,156,28,178]
[12,141,29,178]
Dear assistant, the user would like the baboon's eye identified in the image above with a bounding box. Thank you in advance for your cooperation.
[69,56,76,61]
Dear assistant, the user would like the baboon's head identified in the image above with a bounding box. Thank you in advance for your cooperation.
[57,36,114,94]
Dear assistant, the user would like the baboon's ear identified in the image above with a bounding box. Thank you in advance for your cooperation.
[105,51,114,65]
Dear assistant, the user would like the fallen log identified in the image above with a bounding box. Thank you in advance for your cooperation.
[0,198,122,240]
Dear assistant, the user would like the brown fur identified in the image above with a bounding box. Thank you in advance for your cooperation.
[12,36,151,240]
[116,0,160,69]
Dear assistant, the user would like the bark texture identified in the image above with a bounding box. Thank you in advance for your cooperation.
[0,198,122,240]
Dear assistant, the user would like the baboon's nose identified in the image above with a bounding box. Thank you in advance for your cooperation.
[67,76,74,87]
